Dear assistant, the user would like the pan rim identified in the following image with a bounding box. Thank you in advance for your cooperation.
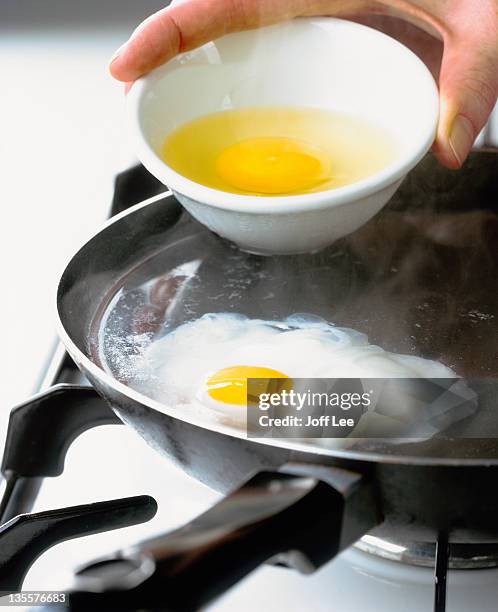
[55,191,498,468]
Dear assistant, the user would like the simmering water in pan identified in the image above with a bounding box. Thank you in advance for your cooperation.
[94,161,498,458]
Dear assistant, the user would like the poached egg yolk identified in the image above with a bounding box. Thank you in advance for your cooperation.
[206,365,291,406]
[216,137,329,195]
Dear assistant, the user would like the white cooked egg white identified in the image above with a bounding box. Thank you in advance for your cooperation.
[131,313,462,448]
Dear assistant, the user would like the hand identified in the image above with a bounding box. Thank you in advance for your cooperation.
[109,0,498,169]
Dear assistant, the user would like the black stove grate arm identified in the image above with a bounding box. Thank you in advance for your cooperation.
[0,495,157,594]
[110,164,166,217]
[434,532,449,612]
[0,384,122,523]
[64,465,380,611]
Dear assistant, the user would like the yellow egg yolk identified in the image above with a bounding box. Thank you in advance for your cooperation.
[216,137,329,194]
[206,365,291,406]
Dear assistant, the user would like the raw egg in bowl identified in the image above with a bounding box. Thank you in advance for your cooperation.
[127,18,438,255]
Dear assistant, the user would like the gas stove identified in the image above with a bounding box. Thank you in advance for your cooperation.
[2,161,498,612]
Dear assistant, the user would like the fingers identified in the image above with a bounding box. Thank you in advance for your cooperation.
[434,30,498,168]
[109,0,373,82]
[110,0,300,82]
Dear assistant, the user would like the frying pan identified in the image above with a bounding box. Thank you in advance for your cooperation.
[56,153,498,609]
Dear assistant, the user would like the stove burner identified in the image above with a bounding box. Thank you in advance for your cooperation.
[356,535,498,568]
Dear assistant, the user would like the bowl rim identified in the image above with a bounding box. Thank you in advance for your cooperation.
[126,16,439,214]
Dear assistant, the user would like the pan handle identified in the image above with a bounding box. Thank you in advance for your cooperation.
[68,464,380,611]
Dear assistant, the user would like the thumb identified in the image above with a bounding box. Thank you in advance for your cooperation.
[435,35,498,168]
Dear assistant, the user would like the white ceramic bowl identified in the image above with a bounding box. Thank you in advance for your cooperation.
[127,17,438,255]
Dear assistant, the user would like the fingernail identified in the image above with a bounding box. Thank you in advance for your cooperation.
[449,115,474,166]
[110,43,127,65]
